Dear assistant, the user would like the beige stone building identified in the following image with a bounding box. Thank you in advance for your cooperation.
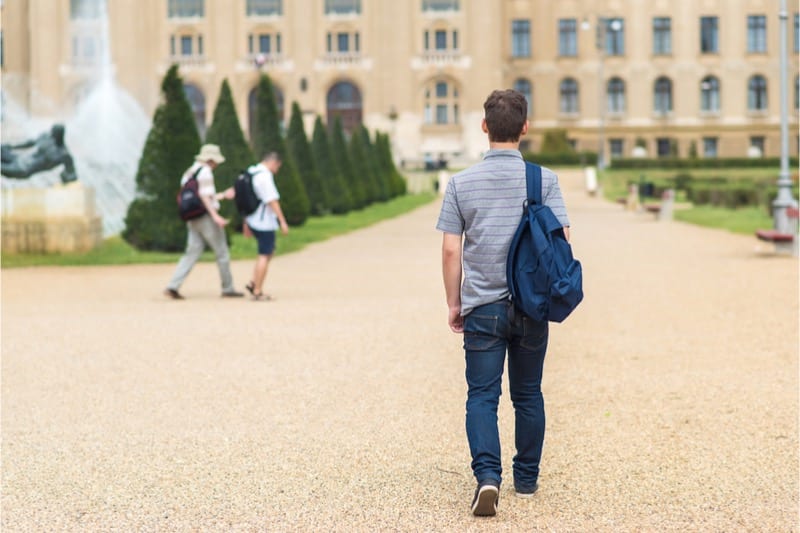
[2,0,798,165]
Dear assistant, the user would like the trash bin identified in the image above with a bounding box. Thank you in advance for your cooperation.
[639,182,655,198]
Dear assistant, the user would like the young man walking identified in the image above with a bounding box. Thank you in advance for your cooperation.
[164,144,244,299]
[436,90,571,517]
[243,152,289,301]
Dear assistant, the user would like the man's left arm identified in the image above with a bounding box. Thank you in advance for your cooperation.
[542,169,571,242]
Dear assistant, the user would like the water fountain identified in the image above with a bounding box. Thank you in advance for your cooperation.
[1,0,151,239]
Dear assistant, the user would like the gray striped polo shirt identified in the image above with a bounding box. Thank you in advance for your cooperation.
[436,149,570,316]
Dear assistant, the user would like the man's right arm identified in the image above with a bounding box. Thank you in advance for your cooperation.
[442,232,463,333]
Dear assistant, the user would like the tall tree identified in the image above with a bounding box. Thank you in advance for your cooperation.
[358,125,390,202]
[205,78,255,227]
[123,64,200,251]
[286,102,329,215]
[250,74,309,225]
[330,116,365,209]
[376,132,407,198]
[348,127,377,205]
[311,115,351,214]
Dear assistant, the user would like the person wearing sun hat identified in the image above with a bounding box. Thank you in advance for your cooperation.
[164,144,244,299]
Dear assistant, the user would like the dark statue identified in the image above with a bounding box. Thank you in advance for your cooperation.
[1,124,78,184]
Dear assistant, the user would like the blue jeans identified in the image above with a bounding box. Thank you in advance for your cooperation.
[463,300,548,492]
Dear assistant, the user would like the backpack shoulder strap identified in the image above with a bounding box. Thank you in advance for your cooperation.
[524,162,543,205]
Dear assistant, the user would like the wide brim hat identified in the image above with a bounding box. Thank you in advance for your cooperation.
[195,144,226,164]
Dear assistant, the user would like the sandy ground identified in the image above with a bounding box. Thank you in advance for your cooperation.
[2,169,798,532]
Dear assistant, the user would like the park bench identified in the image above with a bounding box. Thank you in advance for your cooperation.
[642,189,675,221]
[755,206,799,244]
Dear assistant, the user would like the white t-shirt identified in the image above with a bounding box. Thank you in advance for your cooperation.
[181,162,219,210]
[245,163,280,231]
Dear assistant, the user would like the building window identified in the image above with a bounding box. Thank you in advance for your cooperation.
[750,136,765,156]
[703,137,718,158]
[604,18,624,56]
[558,18,577,56]
[794,13,799,53]
[168,0,204,18]
[249,32,282,54]
[513,78,532,116]
[247,0,282,16]
[325,0,360,15]
[795,75,799,110]
[748,75,767,111]
[327,31,359,53]
[170,33,203,57]
[653,17,671,55]
[656,138,672,157]
[559,78,579,113]
[511,19,531,58]
[747,15,767,53]
[607,77,625,113]
[700,76,720,112]
[422,0,459,11]
[424,79,459,125]
[700,16,718,53]
[654,76,672,114]
[70,0,102,18]
[424,28,458,52]
[610,139,624,158]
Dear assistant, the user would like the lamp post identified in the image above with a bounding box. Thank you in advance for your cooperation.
[773,0,798,253]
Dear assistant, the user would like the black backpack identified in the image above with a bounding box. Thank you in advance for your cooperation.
[506,162,583,322]
[234,169,262,216]
[176,167,206,221]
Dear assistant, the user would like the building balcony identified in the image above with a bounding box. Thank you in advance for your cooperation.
[411,51,471,70]
[169,55,208,68]
[315,53,373,70]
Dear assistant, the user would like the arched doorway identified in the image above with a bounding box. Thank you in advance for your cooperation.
[326,81,362,134]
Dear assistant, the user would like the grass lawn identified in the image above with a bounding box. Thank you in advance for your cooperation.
[1,192,437,268]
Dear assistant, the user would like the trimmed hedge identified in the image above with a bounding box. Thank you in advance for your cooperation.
[522,151,598,166]
[611,157,799,169]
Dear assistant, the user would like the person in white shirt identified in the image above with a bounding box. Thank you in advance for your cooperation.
[164,144,244,299]
[243,152,289,301]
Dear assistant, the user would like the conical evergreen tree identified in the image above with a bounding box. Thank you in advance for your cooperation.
[205,79,255,227]
[348,128,375,205]
[123,64,201,251]
[330,116,365,209]
[286,102,329,215]
[376,132,407,197]
[358,125,390,202]
[311,116,351,214]
[250,74,309,225]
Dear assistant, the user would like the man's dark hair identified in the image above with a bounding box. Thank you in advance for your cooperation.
[261,151,281,163]
[483,90,527,143]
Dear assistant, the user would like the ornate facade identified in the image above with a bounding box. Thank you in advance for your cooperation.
[2,0,798,165]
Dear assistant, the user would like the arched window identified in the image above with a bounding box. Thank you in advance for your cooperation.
[327,81,362,134]
[183,83,206,137]
[654,76,672,114]
[559,78,579,113]
[513,78,532,116]
[247,84,285,140]
[423,79,460,125]
[748,74,768,111]
[700,76,720,112]
[607,77,625,113]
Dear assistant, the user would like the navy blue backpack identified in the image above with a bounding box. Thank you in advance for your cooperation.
[506,162,584,322]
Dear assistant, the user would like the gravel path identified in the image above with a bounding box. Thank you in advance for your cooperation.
[2,169,797,532]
